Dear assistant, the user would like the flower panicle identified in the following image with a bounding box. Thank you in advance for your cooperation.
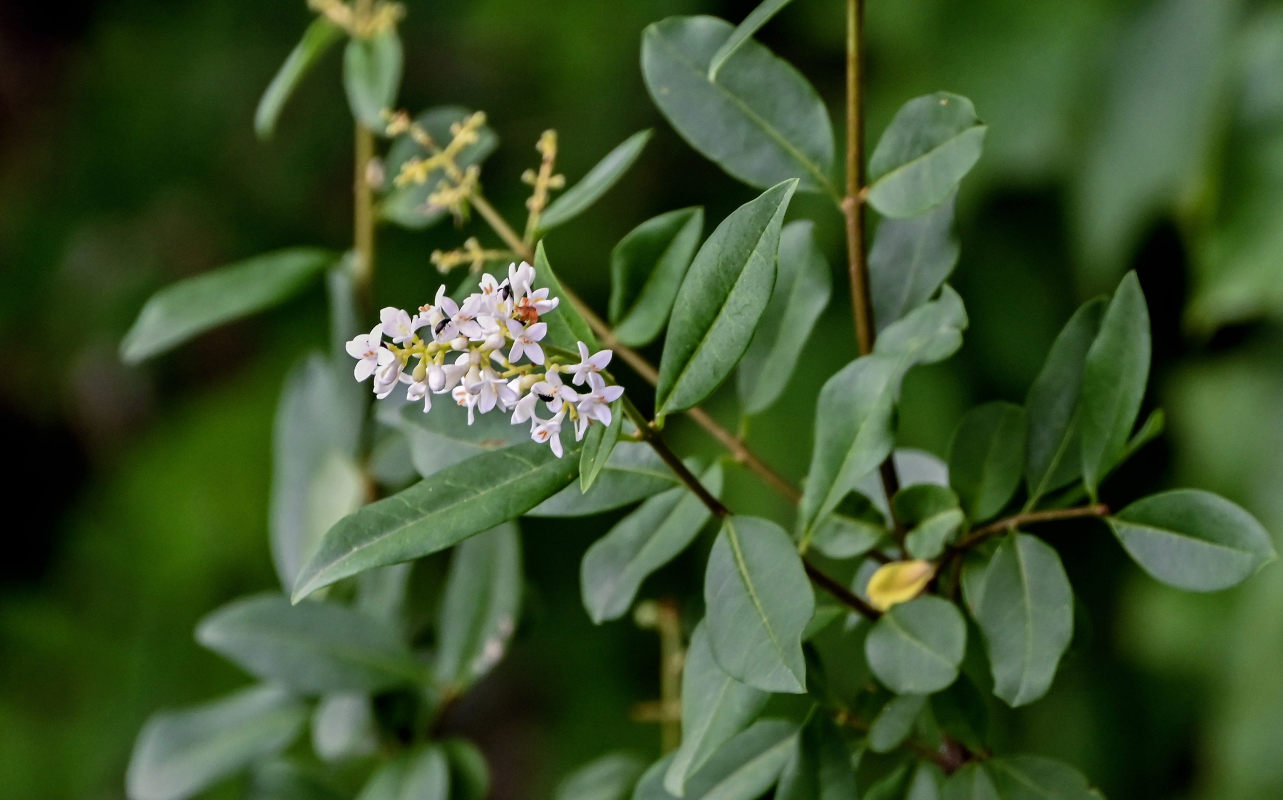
[345,261,623,458]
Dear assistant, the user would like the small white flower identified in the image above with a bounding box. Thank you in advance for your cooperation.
[511,391,540,426]
[452,384,478,425]
[506,319,548,365]
[531,415,565,458]
[567,341,613,386]
[380,306,424,344]
[406,380,432,412]
[507,261,536,299]
[519,288,559,316]
[531,369,579,412]
[346,324,390,381]
[373,358,405,399]
[429,287,460,341]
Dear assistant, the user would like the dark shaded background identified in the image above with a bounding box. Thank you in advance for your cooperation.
[3,0,1283,797]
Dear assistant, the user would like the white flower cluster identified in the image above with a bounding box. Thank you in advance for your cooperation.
[345,262,623,458]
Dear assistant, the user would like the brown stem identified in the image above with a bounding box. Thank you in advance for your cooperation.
[621,398,729,519]
[954,504,1110,551]
[804,560,880,621]
[657,598,683,753]
[834,710,975,774]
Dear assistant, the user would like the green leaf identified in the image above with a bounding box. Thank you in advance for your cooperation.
[529,443,680,517]
[293,443,579,601]
[248,761,346,800]
[868,693,928,754]
[642,16,836,194]
[865,596,966,694]
[120,247,336,363]
[536,241,599,352]
[343,30,402,130]
[555,753,647,800]
[682,719,799,799]
[905,510,965,561]
[656,179,796,418]
[634,755,680,800]
[436,523,522,691]
[973,534,1073,707]
[737,220,833,415]
[126,685,307,800]
[195,594,421,694]
[609,208,704,347]
[906,763,946,800]
[948,403,1028,522]
[357,745,450,800]
[775,713,857,800]
[705,516,814,693]
[311,693,377,762]
[539,130,653,232]
[707,0,794,80]
[893,484,960,528]
[664,621,769,795]
[1080,272,1151,496]
[807,492,888,559]
[255,19,343,139]
[1024,299,1106,505]
[985,756,1100,800]
[867,93,987,219]
[798,356,900,533]
[443,738,490,800]
[870,194,959,331]
[580,405,624,492]
[271,355,365,591]
[582,465,722,624]
[380,107,498,229]
[941,763,999,800]
[800,289,967,532]
[1108,489,1276,592]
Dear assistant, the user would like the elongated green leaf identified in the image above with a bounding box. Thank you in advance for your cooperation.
[1080,272,1151,496]
[357,745,450,800]
[1024,299,1106,504]
[705,516,814,693]
[807,492,888,559]
[248,761,346,800]
[708,0,794,79]
[973,534,1073,707]
[582,466,722,623]
[985,756,1100,800]
[799,356,900,533]
[1109,489,1276,592]
[536,241,599,351]
[941,763,999,800]
[381,107,498,229]
[343,30,402,129]
[664,622,769,795]
[272,355,365,591]
[581,407,624,492]
[870,194,959,331]
[948,403,1028,522]
[800,289,967,532]
[682,719,799,799]
[556,753,647,800]
[443,738,490,800]
[636,755,680,800]
[642,16,836,194]
[610,208,704,347]
[385,396,528,479]
[120,247,336,363]
[775,713,857,800]
[127,686,307,800]
[255,19,343,139]
[539,130,653,232]
[906,764,946,800]
[905,510,965,561]
[737,220,833,415]
[866,596,966,694]
[869,693,928,753]
[436,524,522,691]
[865,765,911,800]
[530,443,680,517]
[656,180,796,418]
[294,443,579,601]
[196,594,421,694]
[868,93,987,219]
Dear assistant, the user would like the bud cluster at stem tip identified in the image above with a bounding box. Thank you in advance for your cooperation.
[345,261,623,458]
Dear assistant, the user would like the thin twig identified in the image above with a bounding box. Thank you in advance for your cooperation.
[953,504,1109,551]
[804,560,880,620]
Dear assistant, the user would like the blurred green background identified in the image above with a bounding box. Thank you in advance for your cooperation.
[2,0,1283,797]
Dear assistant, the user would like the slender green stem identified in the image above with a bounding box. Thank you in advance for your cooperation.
[621,397,729,518]
[843,0,904,533]
[953,503,1110,551]
[354,122,377,315]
